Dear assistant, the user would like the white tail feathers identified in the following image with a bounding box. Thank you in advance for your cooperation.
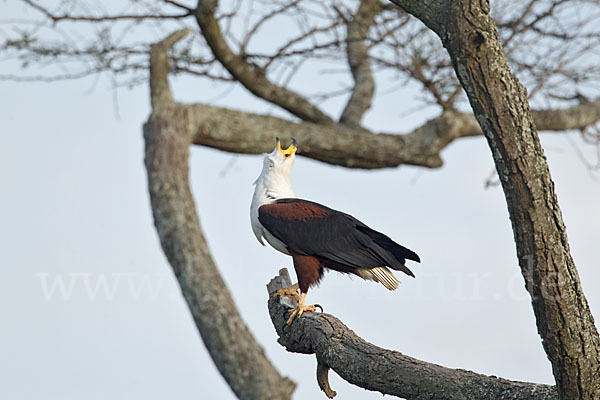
[357,267,400,291]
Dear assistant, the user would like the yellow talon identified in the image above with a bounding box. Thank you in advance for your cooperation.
[286,304,317,325]
[276,283,300,301]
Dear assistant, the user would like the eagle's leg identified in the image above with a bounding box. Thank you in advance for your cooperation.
[286,292,316,325]
[276,283,300,301]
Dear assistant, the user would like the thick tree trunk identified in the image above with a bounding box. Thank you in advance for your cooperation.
[392,1,600,398]
[144,30,295,400]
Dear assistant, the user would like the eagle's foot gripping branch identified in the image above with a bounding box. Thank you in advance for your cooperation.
[286,304,317,325]
[276,283,300,301]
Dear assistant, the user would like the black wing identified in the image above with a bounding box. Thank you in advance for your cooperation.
[258,198,419,277]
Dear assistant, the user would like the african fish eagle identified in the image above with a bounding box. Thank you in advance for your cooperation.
[251,138,420,324]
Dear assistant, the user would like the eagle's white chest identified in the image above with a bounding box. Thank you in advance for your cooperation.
[250,169,294,256]
[250,203,291,255]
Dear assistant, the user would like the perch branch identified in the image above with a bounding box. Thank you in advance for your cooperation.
[266,269,558,400]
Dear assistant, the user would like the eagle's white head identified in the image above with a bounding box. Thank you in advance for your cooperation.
[253,137,297,200]
[250,138,297,245]
[259,137,297,182]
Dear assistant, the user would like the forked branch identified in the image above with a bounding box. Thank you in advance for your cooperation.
[193,0,333,124]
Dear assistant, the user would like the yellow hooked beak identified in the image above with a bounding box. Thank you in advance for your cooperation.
[276,137,297,158]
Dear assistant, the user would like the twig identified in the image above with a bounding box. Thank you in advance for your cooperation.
[22,0,191,23]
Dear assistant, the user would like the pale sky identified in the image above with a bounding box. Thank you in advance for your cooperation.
[1,2,599,399]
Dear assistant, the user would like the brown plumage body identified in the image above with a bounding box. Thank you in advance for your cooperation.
[259,198,419,295]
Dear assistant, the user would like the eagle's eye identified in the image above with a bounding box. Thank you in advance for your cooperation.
[285,154,291,158]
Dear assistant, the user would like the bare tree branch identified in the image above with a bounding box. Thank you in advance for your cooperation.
[150,29,192,110]
[338,0,380,127]
[180,98,600,169]
[240,0,302,55]
[144,29,295,400]
[193,0,333,123]
[163,0,194,12]
[267,269,558,400]
[21,0,191,22]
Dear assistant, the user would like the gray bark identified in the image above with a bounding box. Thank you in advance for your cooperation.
[144,30,295,400]
[177,99,600,170]
[144,15,600,398]
[391,1,600,398]
[193,0,333,124]
[7,1,600,398]
[267,269,558,400]
[339,0,380,128]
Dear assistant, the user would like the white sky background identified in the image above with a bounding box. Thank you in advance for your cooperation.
[1,1,600,399]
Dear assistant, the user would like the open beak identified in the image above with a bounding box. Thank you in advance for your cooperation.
[276,137,298,156]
